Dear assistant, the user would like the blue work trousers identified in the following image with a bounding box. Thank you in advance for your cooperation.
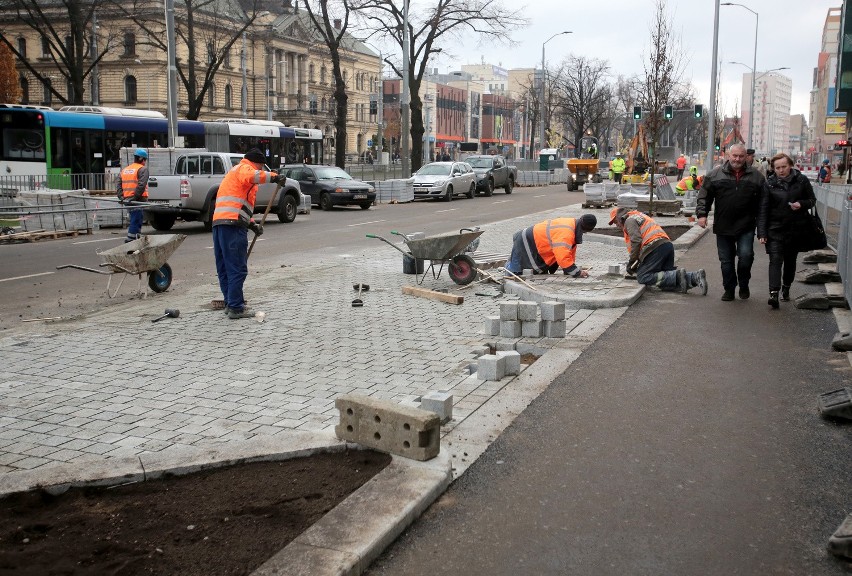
[212,224,249,311]
[716,230,755,291]
[126,207,143,242]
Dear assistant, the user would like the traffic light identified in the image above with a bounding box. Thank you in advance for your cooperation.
[369,99,378,116]
[694,104,703,119]
[714,137,720,151]
[664,105,673,120]
[633,106,642,120]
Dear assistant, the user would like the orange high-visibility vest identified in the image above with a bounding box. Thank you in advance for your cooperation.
[212,159,272,225]
[532,218,579,270]
[623,212,669,251]
[675,175,702,191]
[120,163,148,200]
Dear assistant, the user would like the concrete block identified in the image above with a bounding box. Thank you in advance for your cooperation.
[518,301,538,321]
[470,345,491,358]
[421,391,453,424]
[499,301,519,320]
[335,394,440,461]
[399,397,422,410]
[495,340,516,351]
[484,316,500,336]
[542,320,567,338]
[500,320,522,338]
[540,301,566,321]
[521,320,542,337]
[477,354,506,381]
[496,351,521,376]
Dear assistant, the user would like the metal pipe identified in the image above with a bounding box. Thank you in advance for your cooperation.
[539,31,571,156]
[401,0,410,177]
[706,0,721,173]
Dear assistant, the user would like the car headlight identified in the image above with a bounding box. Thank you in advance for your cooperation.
[433,179,446,186]
[334,187,347,193]
[367,186,375,193]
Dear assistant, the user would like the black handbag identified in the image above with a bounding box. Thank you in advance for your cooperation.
[797,209,828,253]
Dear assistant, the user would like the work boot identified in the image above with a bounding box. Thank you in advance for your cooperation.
[781,285,791,301]
[768,291,780,309]
[739,285,750,300]
[227,307,255,319]
[694,269,708,296]
[677,268,689,293]
[223,307,232,315]
[721,288,735,301]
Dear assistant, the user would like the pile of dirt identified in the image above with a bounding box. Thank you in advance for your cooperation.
[0,449,391,575]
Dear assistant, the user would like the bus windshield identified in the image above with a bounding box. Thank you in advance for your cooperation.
[0,110,46,162]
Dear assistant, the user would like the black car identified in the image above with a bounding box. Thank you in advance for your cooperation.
[282,164,376,210]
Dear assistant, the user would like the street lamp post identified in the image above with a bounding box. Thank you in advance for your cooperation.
[357,38,385,165]
[401,0,411,177]
[728,62,789,152]
[539,31,571,156]
[722,2,758,149]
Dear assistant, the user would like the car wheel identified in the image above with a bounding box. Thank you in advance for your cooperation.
[484,179,494,197]
[203,190,217,232]
[149,213,176,231]
[467,182,475,199]
[592,173,602,183]
[320,193,333,211]
[277,194,298,223]
[148,263,173,293]
[448,254,478,285]
[504,176,514,194]
[445,185,453,201]
[359,202,372,210]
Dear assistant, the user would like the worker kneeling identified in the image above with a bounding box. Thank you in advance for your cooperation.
[609,207,707,295]
[506,214,597,278]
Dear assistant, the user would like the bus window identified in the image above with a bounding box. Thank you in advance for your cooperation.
[1,127,46,161]
[51,127,70,169]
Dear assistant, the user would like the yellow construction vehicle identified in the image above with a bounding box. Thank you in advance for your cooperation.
[566,135,602,191]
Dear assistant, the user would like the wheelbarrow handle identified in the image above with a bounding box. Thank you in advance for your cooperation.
[390,230,414,241]
[56,264,113,275]
[367,233,411,256]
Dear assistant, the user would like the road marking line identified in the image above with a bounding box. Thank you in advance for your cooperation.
[347,219,386,227]
[493,200,512,204]
[73,237,121,245]
[435,209,457,213]
[533,194,547,198]
[0,272,55,283]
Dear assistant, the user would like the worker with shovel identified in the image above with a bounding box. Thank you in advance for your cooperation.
[505,214,597,278]
[212,148,279,319]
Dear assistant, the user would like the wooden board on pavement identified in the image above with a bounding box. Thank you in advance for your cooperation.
[401,285,464,305]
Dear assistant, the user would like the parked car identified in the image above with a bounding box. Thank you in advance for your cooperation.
[281,164,376,210]
[410,161,477,201]
[464,155,518,196]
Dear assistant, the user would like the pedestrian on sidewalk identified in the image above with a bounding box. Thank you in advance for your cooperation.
[212,148,278,319]
[696,143,765,301]
[118,148,149,243]
[818,159,832,183]
[609,207,707,294]
[757,153,816,309]
[506,214,597,278]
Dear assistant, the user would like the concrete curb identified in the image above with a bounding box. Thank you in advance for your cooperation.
[504,279,644,309]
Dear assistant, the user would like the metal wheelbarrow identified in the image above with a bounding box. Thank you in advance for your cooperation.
[57,234,187,298]
[367,228,484,285]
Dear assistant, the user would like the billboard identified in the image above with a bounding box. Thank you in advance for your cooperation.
[826,116,847,134]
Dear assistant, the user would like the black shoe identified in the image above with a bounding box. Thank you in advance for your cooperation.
[768,291,780,309]
[781,285,791,301]
[739,286,750,300]
[721,289,735,301]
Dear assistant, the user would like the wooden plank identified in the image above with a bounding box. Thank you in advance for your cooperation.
[402,285,464,305]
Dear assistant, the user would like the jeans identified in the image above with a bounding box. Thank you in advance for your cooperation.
[212,225,249,311]
[716,230,755,291]
[636,241,679,290]
[765,238,798,292]
[126,207,143,242]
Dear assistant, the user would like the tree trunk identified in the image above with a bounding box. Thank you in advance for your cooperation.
[409,77,424,171]
[334,75,348,168]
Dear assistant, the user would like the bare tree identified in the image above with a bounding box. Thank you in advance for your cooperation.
[303,1,357,169]
[0,39,21,103]
[552,55,612,157]
[115,0,260,120]
[356,0,527,171]
[512,74,539,159]
[0,0,116,105]
[637,0,685,203]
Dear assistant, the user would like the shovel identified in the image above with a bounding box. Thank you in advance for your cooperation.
[352,283,369,307]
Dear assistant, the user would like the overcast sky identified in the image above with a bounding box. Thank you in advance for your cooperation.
[408,0,841,118]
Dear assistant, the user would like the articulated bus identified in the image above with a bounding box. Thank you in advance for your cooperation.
[0,105,323,190]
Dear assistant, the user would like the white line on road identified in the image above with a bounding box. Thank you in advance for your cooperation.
[347,220,387,227]
[0,271,55,283]
[73,237,121,245]
[492,200,512,204]
[533,194,547,198]
[435,209,457,213]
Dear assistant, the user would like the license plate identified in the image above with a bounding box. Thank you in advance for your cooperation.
[353,194,367,199]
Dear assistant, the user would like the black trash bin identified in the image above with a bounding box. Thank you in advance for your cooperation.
[402,254,425,274]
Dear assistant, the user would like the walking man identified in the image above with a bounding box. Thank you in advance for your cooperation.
[609,207,707,294]
[212,148,278,319]
[506,215,598,278]
[118,148,149,243]
[696,143,765,301]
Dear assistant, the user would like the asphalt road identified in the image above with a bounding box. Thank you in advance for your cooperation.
[0,184,582,331]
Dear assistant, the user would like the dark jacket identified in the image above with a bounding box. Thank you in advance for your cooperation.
[757,169,816,242]
[696,161,764,235]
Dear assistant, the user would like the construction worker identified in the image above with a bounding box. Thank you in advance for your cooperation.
[611,153,626,184]
[118,148,149,243]
[212,148,279,319]
[609,207,707,294]
[506,214,598,278]
[676,153,687,179]
[674,166,703,196]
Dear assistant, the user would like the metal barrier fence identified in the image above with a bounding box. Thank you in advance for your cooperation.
[815,183,852,305]
[0,173,115,196]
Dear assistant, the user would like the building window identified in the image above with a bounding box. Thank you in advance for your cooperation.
[41,36,50,58]
[66,79,75,103]
[309,64,315,83]
[42,77,52,105]
[208,83,215,108]
[321,97,326,112]
[20,75,29,104]
[224,84,232,109]
[207,41,215,64]
[224,49,231,68]
[124,75,137,105]
[123,33,136,57]
[321,66,326,85]
[17,37,26,59]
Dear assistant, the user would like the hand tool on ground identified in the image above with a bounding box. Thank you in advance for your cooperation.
[498,267,540,292]
[152,308,180,323]
[352,283,369,307]
[247,182,282,259]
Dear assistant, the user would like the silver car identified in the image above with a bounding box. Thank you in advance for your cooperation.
[410,161,477,201]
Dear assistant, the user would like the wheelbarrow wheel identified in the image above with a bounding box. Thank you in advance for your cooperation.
[148,262,173,293]
[449,254,478,285]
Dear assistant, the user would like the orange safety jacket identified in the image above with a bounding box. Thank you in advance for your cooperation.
[675,175,702,191]
[623,212,669,260]
[676,156,687,170]
[212,159,273,226]
[532,218,580,271]
[120,163,148,200]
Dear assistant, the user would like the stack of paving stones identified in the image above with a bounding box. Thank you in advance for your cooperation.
[485,300,567,339]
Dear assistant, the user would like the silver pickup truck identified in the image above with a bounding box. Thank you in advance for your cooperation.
[143,151,303,231]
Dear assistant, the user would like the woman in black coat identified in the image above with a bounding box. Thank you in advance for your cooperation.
[757,152,816,309]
